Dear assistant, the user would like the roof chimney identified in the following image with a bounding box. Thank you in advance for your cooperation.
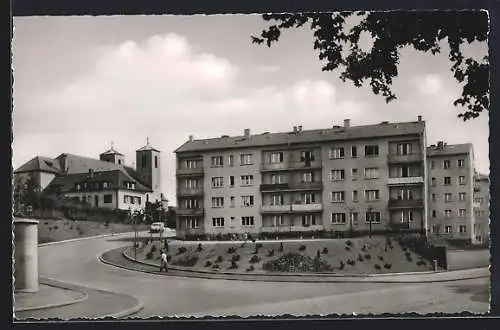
[418,115,422,122]
[344,119,351,128]
[188,135,194,142]
[437,141,444,149]
[244,128,250,138]
[293,126,298,133]
[298,125,303,132]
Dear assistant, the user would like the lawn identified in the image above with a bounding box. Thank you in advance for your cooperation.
[37,219,148,244]
[137,235,434,274]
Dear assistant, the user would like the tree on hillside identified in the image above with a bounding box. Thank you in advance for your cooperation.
[165,207,177,229]
[252,11,489,120]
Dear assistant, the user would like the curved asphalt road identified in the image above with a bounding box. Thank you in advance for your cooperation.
[38,233,489,318]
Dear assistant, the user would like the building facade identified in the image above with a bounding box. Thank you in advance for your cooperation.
[175,118,429,239]
[426,143,477,243]
[474,172,490,244]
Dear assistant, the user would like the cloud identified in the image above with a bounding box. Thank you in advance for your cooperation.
[415,74,443,95]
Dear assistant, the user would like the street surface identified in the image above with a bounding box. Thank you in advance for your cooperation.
[36,232,489,318]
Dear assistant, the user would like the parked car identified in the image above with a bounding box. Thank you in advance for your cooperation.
[150,222,165,233]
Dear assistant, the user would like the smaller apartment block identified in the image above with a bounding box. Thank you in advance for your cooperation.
[175,118,429,239]
[474,173,490,244]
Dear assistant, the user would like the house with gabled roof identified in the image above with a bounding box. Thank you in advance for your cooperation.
[14,140,166,212]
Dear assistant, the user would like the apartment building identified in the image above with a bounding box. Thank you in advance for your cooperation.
[175,117,428,239]
[426,142,477,243]
[474,172,490,244]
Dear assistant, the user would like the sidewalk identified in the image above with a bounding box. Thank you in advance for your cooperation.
[100,246,489,284]
[14,277,143,320]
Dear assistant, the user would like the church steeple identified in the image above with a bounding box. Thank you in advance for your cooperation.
[100,141,125,165]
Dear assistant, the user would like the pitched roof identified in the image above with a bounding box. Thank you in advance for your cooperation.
[123,166,151,188]
[55,153,124,174]
[14,156,62,174]
[100,147,124,156]
[426,143,472,157]
[46,169,152,193]
[175,121,425,153]
[137,145,161,153]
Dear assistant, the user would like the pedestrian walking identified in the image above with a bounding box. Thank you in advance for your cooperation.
[160,250,168,273]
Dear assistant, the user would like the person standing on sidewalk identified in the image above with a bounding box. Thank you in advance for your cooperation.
[160,250,168,273]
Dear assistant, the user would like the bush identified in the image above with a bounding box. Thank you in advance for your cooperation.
[177,246,187,255]
[229,261,238,269]
[322,247,328,254]
[339,260,345,270]
[146,251,153,259]
[374,264,382,270]
[416,260,427,266]
[346,240,353,246]
[345,246,351,251]
[44,222,49,225]
[250,255,261,264]
[204,261,212,267]
[346,259,356,266]
[215,255,223,263]
[298,245,307,251]
[364,254,371,260]
[407,256,413,262]
[232,254,241,262]
[197,243,203,252]
[54,226,58,230]
[357,254,364,262]
[246,265,255,272]
[150,245,157,253]
[212,264,220,269]
[227,247,236,254]
[384,263,392,269]
[402,246,408,252]
[267,249,275,257]
[262,252,332,273]
[378,255,384,261]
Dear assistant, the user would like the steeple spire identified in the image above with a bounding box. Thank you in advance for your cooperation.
[146,137,150,147]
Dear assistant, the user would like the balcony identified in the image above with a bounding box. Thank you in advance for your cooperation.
[176,167,204,177]
[388,199,424,209]
[260,182,323,192]
[261,205,292,213]
[473,202,482,209]
[177,188,204,197]
[291,203,323,212]
[387,153,423,164]
[260,160,322,172]
[387,176,424,186]
[261,225,324,233]
[176,208,205,216]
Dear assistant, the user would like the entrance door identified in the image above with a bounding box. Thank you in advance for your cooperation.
[94,195,99,207]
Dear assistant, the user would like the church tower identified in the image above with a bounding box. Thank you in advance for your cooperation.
[100,142,125,165]
[136,138,162,203]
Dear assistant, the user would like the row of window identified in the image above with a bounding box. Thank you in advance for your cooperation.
[78,194,113,204]
[210,154,254,167]
[210,216,256,228]
[75,181,114,191]
[431,209,467,218]
[211,196,255,208]
[430,159,466,170]
[431,224,468,234]
[211,175,254,188]
[430,192,469,202]
[124,195,142,205]
[431,176,467,186]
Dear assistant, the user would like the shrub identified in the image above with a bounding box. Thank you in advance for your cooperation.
[151,245,157,253]
[54,226,58,230]
[405,251,411,257]
[407,256,413,262]
[346,240,353,246]
[173,255,199,267]
[316,250,321,259]
[229,261,238,269]
[146,251,153,259]
[246,265,255,272]
[345,246,351,251]
[232,254,241,262]
[212,264,220,269]
[44,222,49,225]
[374,264,382,270]
[364,254,371,260]
[215,255,223,263]
[298,245,306,251]
[250,255,261,264]
[402,246,408,252]
[267,249,275,257]
[262,252,332,273]
[322,247,328,254]
[279,242,284,252]
[384,263,392,269]
[177,246,187,255]
[347,259,356,266]
[378,256,384,261]
[416,260,427,266]
[357,254,364,262]
[197,243,203,252]
[204,261,212,267]
[227,247,236,254]
[339,260,345,270]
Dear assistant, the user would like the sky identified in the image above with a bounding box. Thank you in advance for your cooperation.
[12,14,489,206]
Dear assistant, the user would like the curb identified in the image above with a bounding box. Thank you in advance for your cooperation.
[14,282,89,312]
[38,276,144,319]
[103,247,489,284]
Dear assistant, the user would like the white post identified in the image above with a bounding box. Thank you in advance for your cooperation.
[14,218,39,293]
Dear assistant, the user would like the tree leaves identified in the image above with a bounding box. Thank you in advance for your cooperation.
[251,11,489,120]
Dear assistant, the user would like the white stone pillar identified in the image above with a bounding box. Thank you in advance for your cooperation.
[14,218,39,293]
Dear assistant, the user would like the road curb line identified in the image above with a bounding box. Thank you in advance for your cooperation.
[38,231,135,247]
[14,285,88,313]
[101,247,488,284]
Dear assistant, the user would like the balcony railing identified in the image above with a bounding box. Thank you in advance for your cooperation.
[473,202,482,209]
[176,208,205,216]
[261,225,324,233]
[260,182,323,192]
[388,199,424,208]
[387,176,424,185]
[261,205,292,213]
[176,167,204,176]
[177,188,204,197]
[260,203,323,213]
[387,153,423,164]
[291,203,323,212]
[260,160,322,172]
